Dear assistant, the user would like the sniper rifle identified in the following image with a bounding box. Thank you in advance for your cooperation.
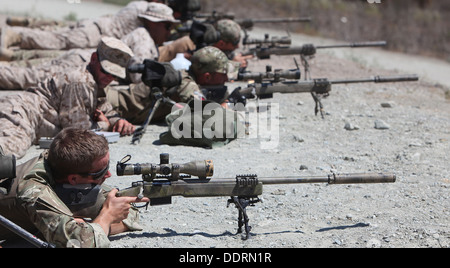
[228,67,419,118]
[116,153,396,239]
[242,41,387,60]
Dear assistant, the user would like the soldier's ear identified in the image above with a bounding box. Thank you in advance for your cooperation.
[67,174,79,185]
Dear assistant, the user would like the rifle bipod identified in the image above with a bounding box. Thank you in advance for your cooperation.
[227,196,261,240]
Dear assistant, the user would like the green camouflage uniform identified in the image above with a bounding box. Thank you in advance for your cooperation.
[0,152,141,248]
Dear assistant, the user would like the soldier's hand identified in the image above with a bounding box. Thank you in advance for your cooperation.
[94,189,149,234]
[113,119,136,136]
[233,53,254,69]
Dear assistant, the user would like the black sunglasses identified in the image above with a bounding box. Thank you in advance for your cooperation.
[79,162,110,180]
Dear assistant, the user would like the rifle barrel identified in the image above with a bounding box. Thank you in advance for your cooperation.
[330,74,419,84]
[117,172,396,199]
[258,173,396,185]
[315,41,387,49]
[237,17,313,24]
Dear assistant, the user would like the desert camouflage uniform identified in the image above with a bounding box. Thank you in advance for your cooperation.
[0,67,121,158]
[0,49,94,90]
[0,26,158,89]
[14,1,149,50]
[105,70,202,124]
[122,27,159,83]
[0,152,141,248]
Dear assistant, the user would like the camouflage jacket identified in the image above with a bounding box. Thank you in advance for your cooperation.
[105,70,202,124]
[94,1,148,40]
[11,152,141,248]
[27,66,121,133]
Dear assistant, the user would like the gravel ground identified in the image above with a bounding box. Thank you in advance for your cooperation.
[1,3,449,248]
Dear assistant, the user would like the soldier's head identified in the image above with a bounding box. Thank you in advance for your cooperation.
[88,37,134,88]
[139,2,180,45]
[190,46,239,86]
[48,128,111,185]
[213,19,241,53]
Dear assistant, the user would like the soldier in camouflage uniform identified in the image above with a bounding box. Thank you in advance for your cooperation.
[105,61,204,125]
[106,46,239,130]
[158,19,252,68]
[0,1,150,53]
[158,46,244,147]
[0,37,135,159]
[0,128,149,248]
[0,3,179,88]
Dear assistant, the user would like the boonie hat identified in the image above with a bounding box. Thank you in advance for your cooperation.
[216,19,241,45]
[190,46,239,77]
[138,2,180,23]
[97,37,134,79]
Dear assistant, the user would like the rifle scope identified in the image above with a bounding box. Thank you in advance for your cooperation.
[116,154,214,180]
[238,67,301,83]
[243,35,292,46]
[0,154,16,179]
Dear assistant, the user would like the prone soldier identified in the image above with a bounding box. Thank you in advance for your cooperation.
[0,2,179,89]
[0,1,155,60]
[0,128,149,248]
[0,37,135,159]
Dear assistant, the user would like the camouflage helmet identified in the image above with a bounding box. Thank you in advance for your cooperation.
[191,46,238,75]
[97,37,134,79]
[216,19,241,45]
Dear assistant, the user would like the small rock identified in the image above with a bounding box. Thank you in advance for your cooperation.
[381,102,395,108]
[271,189,286,195]
[374,119,390,130]
[299,164,308,170]
[366,238,382,248]
[344,122,360,131]
[293,135,304,142]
